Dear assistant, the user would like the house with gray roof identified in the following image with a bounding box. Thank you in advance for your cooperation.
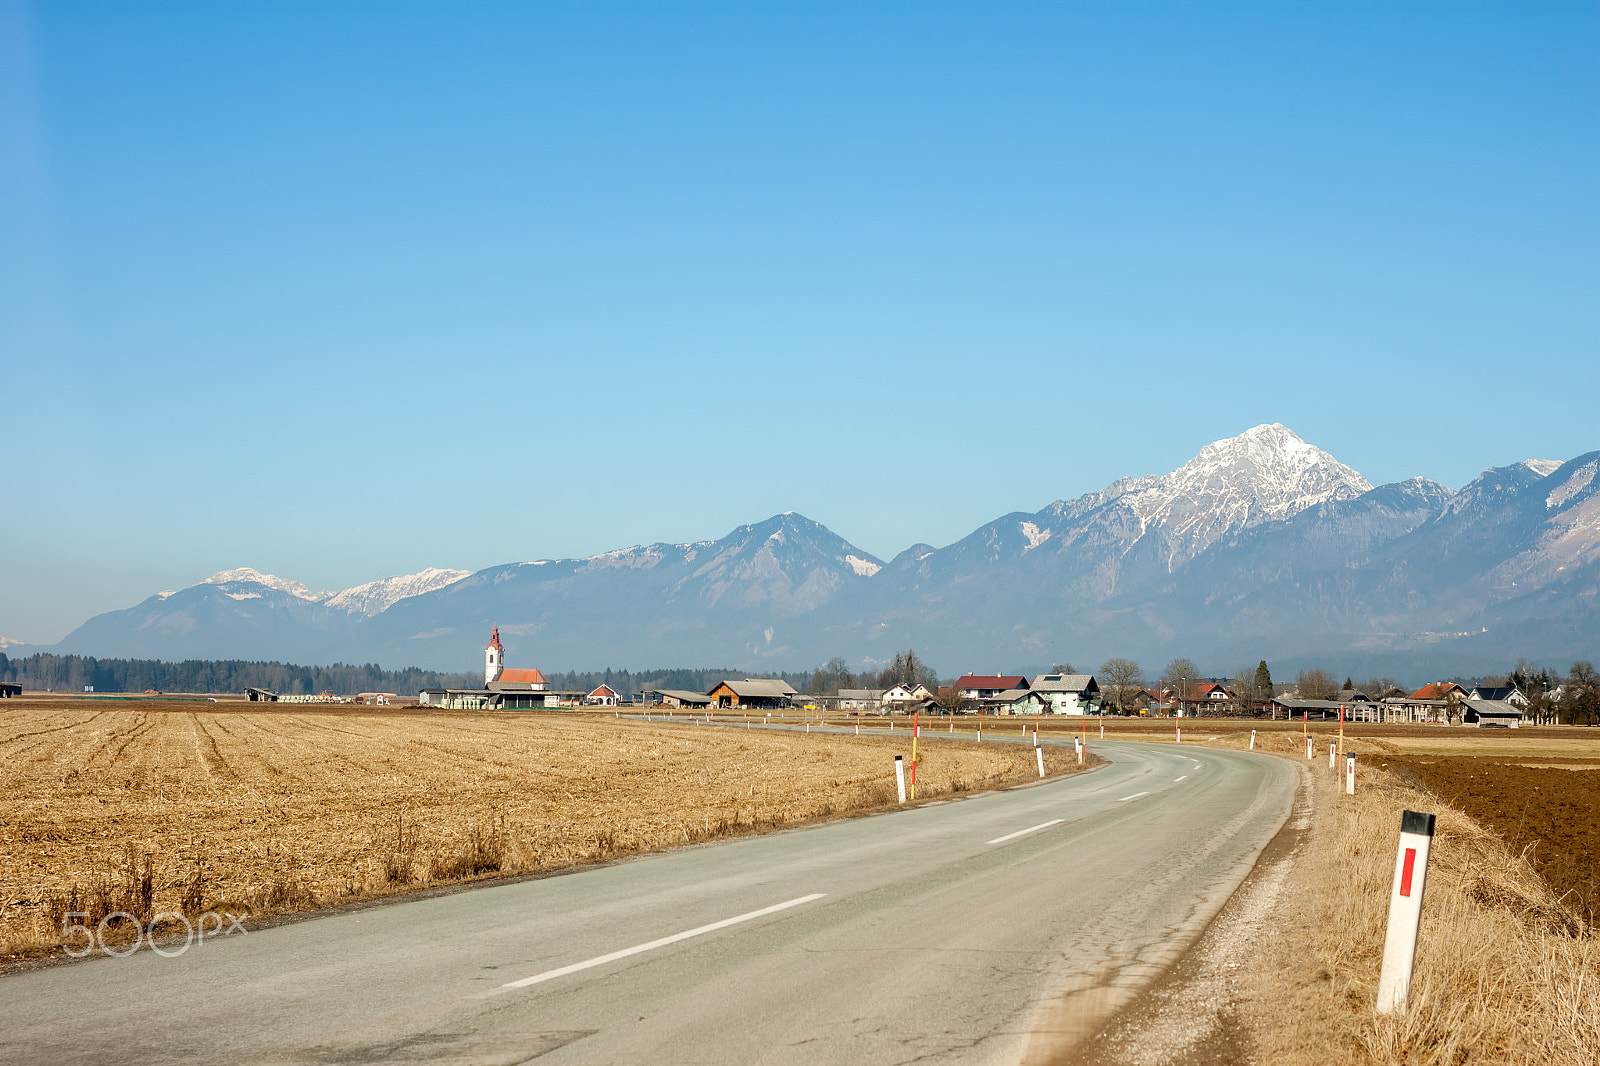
[1028,674,1101,715]
[708,678,797,710]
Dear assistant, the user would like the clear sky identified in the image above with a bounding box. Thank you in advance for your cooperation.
[2,1,1596,644]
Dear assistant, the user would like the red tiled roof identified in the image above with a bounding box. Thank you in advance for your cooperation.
[486,625,503,651]
[960,675,1028,689]
[1408,682,1464,700]
[500,668,546,684]
[588,684,620,698]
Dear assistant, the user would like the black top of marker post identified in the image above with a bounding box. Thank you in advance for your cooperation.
[1400,810,1436,837]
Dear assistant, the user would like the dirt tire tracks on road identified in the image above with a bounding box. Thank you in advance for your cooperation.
[1058,759,1314,1066]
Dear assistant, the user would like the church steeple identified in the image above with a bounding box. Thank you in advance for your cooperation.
[485,625,504,685]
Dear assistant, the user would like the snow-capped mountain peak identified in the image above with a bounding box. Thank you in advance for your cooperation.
[1125,423,1371,562]
[201,567,331,602]
[323,568,473,617]
[1042,424,1373,568]
[196,566,469,614]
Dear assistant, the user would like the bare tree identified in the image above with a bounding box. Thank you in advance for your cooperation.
[936,683,970,714]
[1160,658,1198,698]
[1230,667,1264,717]
[825,657,850,695]
[1099,658,1143,713]
[1558,661,1600,726]
[1295,668,1338,701]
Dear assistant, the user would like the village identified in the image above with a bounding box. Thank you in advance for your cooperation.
[228,627,1550,729]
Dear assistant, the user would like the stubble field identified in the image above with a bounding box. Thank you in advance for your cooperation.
[0,701,1079,962]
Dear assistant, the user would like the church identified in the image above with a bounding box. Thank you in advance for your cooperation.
[417,626,562,709]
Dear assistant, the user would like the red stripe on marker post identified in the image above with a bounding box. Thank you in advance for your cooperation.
[1400,847,1417,897]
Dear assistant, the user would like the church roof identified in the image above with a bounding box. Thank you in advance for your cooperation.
[500,668,546,684]
[486,625,503,651]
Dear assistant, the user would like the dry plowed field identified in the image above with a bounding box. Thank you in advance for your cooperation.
[0,702,1081,960]
[1389,756,1600,923]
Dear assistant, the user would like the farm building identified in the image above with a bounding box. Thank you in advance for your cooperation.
[708,679,797,710]
[1463,699,1522,727]
[1267,696,1358,721]
[245,687,278,702]
[418,688,494,710]
[833,688,884,711]
[0,681,20,698]
[585,684,621,707]
[645,689,713,709]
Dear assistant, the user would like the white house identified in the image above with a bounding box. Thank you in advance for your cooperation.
[1028,674,1101,715]
[882,684,918,708]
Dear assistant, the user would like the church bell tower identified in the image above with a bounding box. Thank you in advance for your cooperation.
[485,625,504,685]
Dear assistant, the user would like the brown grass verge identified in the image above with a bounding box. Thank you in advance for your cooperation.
[0,704,1089,964]
[1203,731,1599,1065]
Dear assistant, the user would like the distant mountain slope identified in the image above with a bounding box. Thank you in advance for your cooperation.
[361,513,884,669]
[38,428,1599,679]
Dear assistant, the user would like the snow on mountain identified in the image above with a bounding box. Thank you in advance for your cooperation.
[33,427,1598,677]
[323,568,473,617]
[195,565,471,615]
[200,568,332,602]
[1041,423,1372,568]
[1123,423,1368,551]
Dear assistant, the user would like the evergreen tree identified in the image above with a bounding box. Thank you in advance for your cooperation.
[1254,660,1273,695]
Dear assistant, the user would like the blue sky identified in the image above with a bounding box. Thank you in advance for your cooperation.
[2,1,1596,644]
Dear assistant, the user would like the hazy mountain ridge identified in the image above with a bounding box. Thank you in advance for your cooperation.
[36,428,1600,677]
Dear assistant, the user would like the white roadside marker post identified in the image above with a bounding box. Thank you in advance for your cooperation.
[1036,745,1046,778]
[1074,737,1083,764]
[895,755,907,804]
[1329,742,1337,770]
[1176,726,1181,744]
[1377,810,1436,1014]
[1250,729,1256,750]
[1100,723,1104,739]
[1346,755,1356,795]
[1306,734,1313,759]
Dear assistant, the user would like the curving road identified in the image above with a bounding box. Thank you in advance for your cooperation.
[0,739,1296,1065]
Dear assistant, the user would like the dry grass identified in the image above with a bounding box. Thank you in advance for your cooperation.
[0,702,1076,961]
[1212,736,1600,1065]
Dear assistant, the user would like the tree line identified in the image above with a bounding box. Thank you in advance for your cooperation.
[6,649,1595,721]
[0,653,814,702]
[0,653,478,697]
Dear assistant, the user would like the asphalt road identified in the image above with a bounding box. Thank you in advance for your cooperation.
[0,738,1296,1066]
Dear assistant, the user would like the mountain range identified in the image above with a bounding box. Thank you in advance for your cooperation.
[29,425,1600,681]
